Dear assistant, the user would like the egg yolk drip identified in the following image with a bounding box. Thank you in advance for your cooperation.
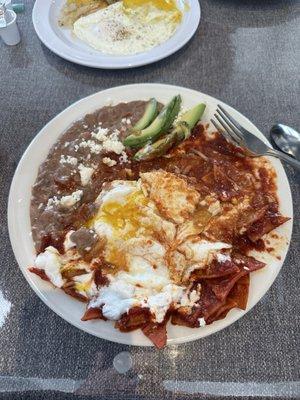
[75,281,89,293]
[99,190,151,239]
[105,246,128,270]
[92,190,159,271]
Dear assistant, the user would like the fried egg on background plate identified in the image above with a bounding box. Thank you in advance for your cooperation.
[73,0,182,55]
[34,171,232,324]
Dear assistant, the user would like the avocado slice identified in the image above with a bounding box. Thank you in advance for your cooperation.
[179,103,206,137]
[133,131,178,161]
[133,103,206,161]
[123,95,182,149]
[161,95,182,132]
[132,98,158,131]
[133,122,187,161]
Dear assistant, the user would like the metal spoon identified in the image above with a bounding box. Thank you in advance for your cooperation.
[270,124,300,161]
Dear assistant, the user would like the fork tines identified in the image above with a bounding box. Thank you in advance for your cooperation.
[211,105,245,147]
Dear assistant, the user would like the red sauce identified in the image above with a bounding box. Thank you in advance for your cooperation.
[28,112,291,346]
[31,113,286,258]
[234,235,266,254]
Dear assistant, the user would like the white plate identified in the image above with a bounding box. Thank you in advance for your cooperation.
[8,84,293,346]
[32,0,200,69]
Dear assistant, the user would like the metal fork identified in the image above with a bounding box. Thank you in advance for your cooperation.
[211,105,300,170]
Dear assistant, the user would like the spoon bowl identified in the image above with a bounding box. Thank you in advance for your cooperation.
[270,124,300,160]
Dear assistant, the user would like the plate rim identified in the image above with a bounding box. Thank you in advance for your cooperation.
[8,83,293,346]
[32,0,201,69]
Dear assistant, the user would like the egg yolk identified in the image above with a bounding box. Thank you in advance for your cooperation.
[98,190,152,240]
[67,0,103,5]
[74,279,92,294]
[123,0,177,11]
[105,246,128,270]
[95,190,156,270]
[75,282,88,293]
[123,0,182,22]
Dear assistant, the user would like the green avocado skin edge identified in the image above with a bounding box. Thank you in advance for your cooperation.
[133,131,178,161]
[131,98,158,131]
[123,95,182,149]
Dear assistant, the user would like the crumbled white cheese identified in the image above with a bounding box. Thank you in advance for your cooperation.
[46,190,83,210]
[60,155,78,166]
[216,253,231,263]
[91,126,125,155]
[103,157,117,167]
[174,108,187,125]
[102,138,125,155]
[244,266,250,271]
[110,129,120,141]
[79,140,102,154]
[46,196,60,209]
[78,164,94,186]
[221,190,228,199]
[198,317,206,327]
[60,190,83,208]
[119,151,128,164]
[121,117,131,125]
[92,127,109,141]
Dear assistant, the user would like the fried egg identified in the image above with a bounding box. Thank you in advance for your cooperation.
[34,172,232,323]
[73,0,182,55]
[140,170,201,224]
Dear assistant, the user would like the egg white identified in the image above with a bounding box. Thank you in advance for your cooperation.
[73,1,181,55]
[35,177,232,323]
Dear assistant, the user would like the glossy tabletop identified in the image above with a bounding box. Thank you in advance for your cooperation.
[0,1,299,399]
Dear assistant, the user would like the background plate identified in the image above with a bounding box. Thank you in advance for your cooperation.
[8,84,293,346]
[32,0,201,69]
